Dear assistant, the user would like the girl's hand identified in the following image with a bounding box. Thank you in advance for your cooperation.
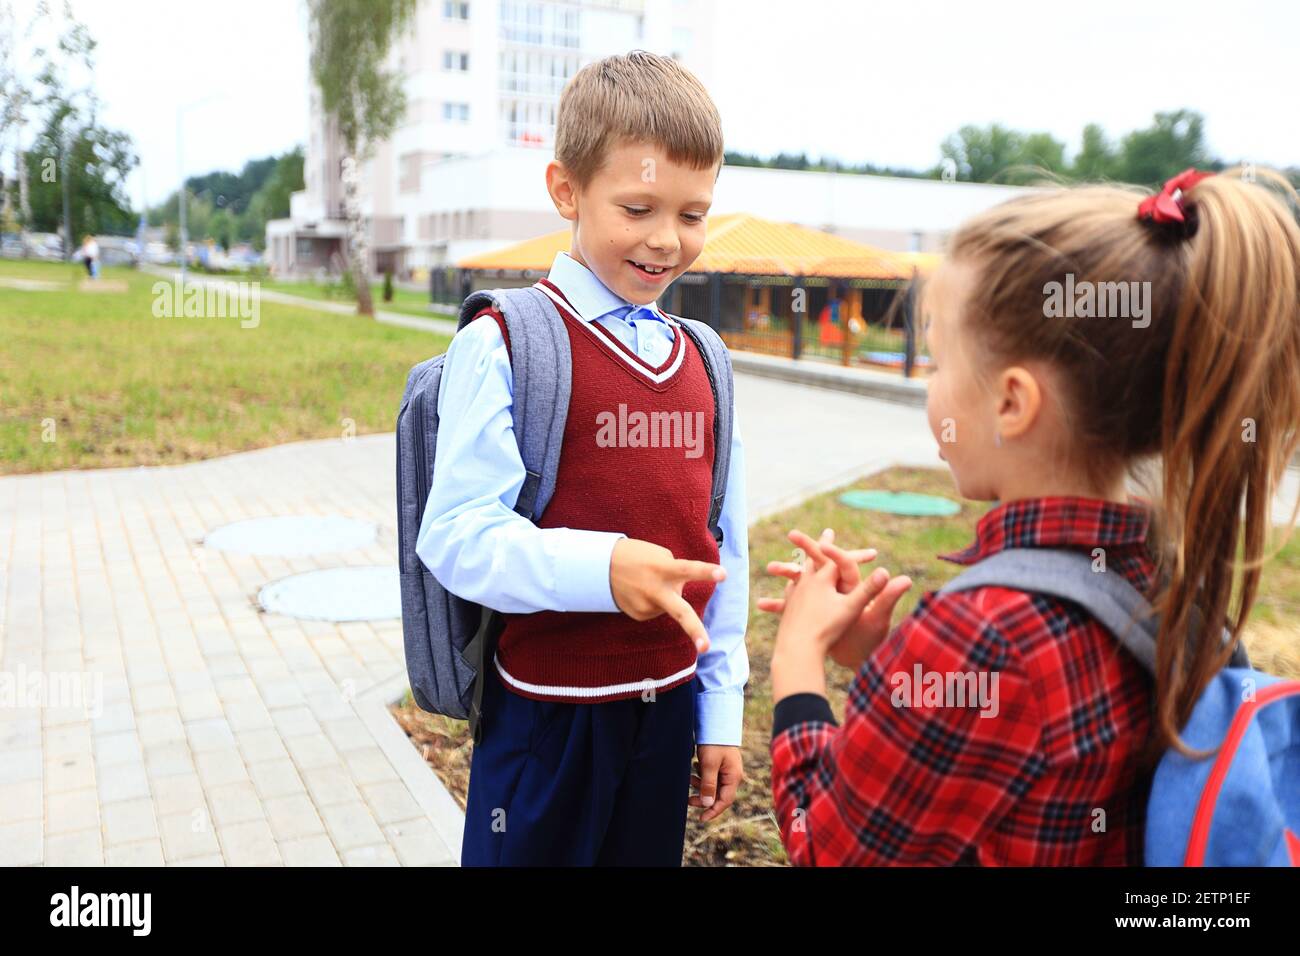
[762,529,913,670]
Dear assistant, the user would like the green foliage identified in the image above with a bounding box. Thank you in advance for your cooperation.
[731,113,1297,193]
[1114,109,1211,187]
[16,2,138,238]
[940,123,1068,185]
[148,148,304,251]
[307,0,418,155]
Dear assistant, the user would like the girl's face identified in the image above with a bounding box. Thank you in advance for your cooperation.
[923,260,1003,501]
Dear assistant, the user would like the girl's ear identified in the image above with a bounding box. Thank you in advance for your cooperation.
[546,161,580,222]
[995,365,1043,442]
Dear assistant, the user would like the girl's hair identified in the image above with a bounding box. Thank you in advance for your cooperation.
[930,170,1300,759]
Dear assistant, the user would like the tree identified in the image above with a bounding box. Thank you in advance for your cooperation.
[1071,123,1119,182]
[24,116,136,236]
[939,124,1066,184]
[1115,109,1210,188]
[147,148,303,251]
[307,0,417,316]
[17,3,137,245]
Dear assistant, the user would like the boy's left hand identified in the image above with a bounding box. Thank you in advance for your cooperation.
[691,744,742,822]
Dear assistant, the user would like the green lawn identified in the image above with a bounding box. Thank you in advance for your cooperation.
[0,258,450,473]
[261,277,447,319]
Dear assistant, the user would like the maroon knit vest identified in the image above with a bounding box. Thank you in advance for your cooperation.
[477,280,719,703]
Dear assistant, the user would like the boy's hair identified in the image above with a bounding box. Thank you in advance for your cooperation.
[922,171,1300,762]
[555,50,724,187]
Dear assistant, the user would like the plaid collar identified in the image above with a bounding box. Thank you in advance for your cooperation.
[940,496,1152,566]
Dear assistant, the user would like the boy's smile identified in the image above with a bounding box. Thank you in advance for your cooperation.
[546,140,718,305]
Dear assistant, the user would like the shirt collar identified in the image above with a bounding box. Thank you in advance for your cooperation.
[940,496,1152,566]
[546,251,667,325]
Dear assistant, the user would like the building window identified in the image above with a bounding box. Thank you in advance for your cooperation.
[443,102,470,122]
[442,50,470,71]
[399,152,423,194]
[442,0,469,19]
[296,238,314,259]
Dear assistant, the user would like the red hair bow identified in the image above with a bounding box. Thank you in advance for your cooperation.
[1138,168,1214,224]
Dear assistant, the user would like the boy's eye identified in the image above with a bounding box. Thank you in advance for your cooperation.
[681,213,705,224]
[622,205,650,216]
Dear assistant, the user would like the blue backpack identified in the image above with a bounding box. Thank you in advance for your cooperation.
[395,284,735,742]
[940,548,1300,866]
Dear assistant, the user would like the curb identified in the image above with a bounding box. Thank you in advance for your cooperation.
[728,350,927,408]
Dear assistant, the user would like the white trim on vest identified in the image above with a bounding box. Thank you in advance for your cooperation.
[535,281,687,385]
[493,654,697,699]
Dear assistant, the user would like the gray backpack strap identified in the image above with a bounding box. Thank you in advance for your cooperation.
[457,285,571,520]
[937,548,1250,675]
[673,317,733,546]
[456,285,572,742]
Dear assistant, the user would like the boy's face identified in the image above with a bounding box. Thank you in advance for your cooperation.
[547,140,718,305]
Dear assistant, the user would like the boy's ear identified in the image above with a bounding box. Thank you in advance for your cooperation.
[546,160,580,222]
[995,366,1043,441]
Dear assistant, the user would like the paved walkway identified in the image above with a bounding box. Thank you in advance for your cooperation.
[2,371,1296,866]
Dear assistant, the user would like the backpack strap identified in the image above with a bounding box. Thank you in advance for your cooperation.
[673,316,734,546]
[937,548,1251,675]
[456,285,572,743]
[457,285,571,521]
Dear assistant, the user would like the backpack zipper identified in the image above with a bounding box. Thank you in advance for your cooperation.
[412,390,429,521]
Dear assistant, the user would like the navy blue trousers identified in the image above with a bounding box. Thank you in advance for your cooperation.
[461,663,697,866]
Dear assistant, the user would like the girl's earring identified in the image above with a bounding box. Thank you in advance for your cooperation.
[994,431,1003,448]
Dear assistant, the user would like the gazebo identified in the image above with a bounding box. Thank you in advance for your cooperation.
[449,213,940,373]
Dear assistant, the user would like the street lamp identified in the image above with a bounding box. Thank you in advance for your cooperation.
[176,95,218,287]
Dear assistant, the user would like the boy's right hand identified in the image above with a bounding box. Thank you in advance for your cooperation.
[609,538,726,654]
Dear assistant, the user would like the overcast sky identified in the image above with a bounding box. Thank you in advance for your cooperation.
[9,0,1299,210]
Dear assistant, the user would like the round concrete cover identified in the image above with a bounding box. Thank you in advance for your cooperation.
[205,515,376,556]
[839,490,961,516]
[258,566,401,622]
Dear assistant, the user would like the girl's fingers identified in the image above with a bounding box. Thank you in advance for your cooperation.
[821,541,875,593]
[852,566,893,609]
[787,529,830,569]
[756,597,785,613]
[765,560,802,580]
[866,576,914,620]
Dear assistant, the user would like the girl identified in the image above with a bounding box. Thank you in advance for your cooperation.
[764,169,1300,865]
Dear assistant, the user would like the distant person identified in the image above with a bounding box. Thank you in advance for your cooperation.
[80,234,99,278]
[414,51,747,866]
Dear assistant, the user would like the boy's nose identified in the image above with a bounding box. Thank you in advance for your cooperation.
[645,227,680,256]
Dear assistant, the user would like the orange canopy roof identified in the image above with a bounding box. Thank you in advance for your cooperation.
[457,213,938,280]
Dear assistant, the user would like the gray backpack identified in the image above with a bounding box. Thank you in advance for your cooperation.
[938,547,1250,674]
[396,284,736,741]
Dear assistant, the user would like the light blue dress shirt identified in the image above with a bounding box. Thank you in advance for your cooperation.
[415,251,750,745]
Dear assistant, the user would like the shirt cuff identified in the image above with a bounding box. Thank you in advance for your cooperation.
[771,693,838,739]
[694,688,744,746]
[549,528,626,613]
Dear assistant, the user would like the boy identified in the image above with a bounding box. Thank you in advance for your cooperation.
[415,50,749,866]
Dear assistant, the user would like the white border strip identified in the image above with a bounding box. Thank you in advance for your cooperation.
[536,282,686,384]
[494,654,697,699]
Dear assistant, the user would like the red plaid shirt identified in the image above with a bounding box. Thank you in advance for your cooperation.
[770,497,1158,866]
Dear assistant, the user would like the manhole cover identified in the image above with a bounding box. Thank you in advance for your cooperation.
[839,490,961,516]
[258,566,400,621]
[205,515,376,556]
